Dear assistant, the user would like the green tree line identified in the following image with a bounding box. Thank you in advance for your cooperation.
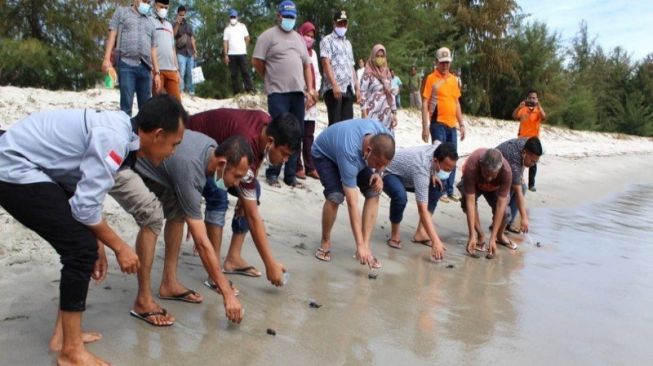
[1,0,652,136]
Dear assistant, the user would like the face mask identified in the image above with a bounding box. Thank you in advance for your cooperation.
[230,18,237,25]
[137,2,151,15]
[334,27,347,37]
[263,144,272,165]
[303,35,315,49]
[374,57,386,67]
[215,167,227,191]
[280,18,296,32]
[157,8,168,19]
[437,169,451,181]
[364,151,371,167]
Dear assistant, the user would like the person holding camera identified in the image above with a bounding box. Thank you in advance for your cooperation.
[173,5,197,96]
[512,90,546,192]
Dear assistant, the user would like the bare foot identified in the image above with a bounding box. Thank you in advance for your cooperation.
[132,299,175,326]
[58,347,112,366]
[158,282,203,303]
[50,331,102,352]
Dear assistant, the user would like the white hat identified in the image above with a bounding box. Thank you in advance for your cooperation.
[436,47,453,63]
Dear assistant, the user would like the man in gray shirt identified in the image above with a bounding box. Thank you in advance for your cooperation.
[252,0,316,188]
[382,142,458,260]
[102,0,161,116]
[495,137,542,234]
[152,0,181,100]
[134,132,253,326]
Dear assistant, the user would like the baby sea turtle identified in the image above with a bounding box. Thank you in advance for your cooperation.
[266,328,276,336]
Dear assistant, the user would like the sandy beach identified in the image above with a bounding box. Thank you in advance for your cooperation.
[1,86,653,365]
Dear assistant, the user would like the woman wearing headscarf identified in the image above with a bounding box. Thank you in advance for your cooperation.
[296,21,321,179]
[360,44,397,130]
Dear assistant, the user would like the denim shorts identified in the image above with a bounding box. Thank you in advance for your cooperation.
[313,156,378,204]
[202,178,261,233]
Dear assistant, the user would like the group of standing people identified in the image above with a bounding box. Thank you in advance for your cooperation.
[101,0,197,118]
[0,1,549,365]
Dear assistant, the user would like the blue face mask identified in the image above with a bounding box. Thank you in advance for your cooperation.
[138,2,151,15]
[334,27,347,38]
[215,168,227,191]
[280,17,296,32]
[437,169,451,181]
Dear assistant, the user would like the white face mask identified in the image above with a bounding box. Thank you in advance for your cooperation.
[157,8,168,19]
[230,18,237,25]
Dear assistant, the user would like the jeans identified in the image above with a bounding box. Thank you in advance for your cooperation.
[265,92,305,184]
[177,54,195,95]
[529,163,537,188]
[324,87,354,125]
[382,174,408,223]
[508,183,527,225]
[118,60,152,117]
[429,121,458,196]
[296,120,316,173]
[383,174,445,223]
[395,93,402,109]
[202,178,261,233]
[228,54,253,94]
[0,181,97,312]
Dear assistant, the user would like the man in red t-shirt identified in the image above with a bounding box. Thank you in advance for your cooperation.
[187,108,301,287]
[457,148,513,258]
[512,90,546,192]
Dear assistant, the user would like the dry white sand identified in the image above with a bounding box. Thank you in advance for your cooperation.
[1,85,652,266]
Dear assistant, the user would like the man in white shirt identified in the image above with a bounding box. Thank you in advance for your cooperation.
[223,9,253,94]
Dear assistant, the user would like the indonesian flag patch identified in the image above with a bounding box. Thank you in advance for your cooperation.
[105,150,123,171]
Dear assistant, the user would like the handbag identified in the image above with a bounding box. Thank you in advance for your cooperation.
[191,66,205,84]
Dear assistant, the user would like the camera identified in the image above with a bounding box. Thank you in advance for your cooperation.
[525,100,536,108]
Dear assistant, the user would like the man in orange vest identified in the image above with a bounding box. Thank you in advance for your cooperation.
[512,90,546,192]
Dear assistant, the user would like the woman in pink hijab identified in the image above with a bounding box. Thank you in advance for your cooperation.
[296,21,321,180]
[360,44,397,130]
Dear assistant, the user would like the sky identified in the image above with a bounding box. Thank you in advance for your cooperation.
[517,0,653,61]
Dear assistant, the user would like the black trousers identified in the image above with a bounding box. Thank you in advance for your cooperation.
[0,181,97,312]
[324,86,354,125]
[228,54,253,94]
[529,163,537,188]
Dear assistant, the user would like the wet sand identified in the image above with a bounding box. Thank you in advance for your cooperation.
[2,152,653,365]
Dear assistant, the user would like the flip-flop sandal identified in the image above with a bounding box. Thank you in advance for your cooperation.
[223,266,262,277]
[158,289,202,304]
[203,279,239,297]
[129,308,173,327]
[497,239,518,250]
[315,247,331,262]
[266,178,282,188]
[411,237,432,247]
[386,238,402,249]
[286,180,305,189]
[506,226,521,234]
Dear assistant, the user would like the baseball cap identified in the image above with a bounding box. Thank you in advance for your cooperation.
[229,9,238,17]
[333,10,348,22]
[436,47,453,63]
[278,1,297,18]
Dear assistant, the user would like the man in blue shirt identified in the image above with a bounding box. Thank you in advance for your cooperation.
[0,95,184,366]
[311,119,395,268]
